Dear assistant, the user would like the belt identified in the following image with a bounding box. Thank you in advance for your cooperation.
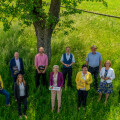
[89,66,99,69]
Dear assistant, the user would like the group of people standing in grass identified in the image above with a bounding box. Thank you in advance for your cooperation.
[0,45,115,118]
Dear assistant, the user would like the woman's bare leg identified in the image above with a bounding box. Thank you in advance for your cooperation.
[97,92,102,102]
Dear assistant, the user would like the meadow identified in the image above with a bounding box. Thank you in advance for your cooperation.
[0,0,120,119]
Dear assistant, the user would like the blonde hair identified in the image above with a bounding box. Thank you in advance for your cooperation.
[53,65,59,72]
[104,60,112,67]
[16,74,26,86]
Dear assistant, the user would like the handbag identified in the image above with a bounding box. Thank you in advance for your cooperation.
[38,66,45,72]
[13,66,19,74]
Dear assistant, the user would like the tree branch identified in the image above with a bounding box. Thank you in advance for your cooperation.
[48,0,61,29]
[49,0,61,18]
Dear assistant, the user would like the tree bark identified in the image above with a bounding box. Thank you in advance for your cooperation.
[33,0,61,63]
[33,22,53,62]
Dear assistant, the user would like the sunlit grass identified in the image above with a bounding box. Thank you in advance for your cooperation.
[0,0,120,119]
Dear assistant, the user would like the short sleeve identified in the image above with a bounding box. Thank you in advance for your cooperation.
[99,53,102,61]
[72,54,75,63]
[86,54,89,61]
[60,54,63,62]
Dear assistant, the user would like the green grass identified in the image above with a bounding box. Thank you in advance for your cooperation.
[0,0,120,120]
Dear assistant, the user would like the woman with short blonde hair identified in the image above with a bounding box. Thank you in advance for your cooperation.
[98,60,115,104]
[50,65,64,113]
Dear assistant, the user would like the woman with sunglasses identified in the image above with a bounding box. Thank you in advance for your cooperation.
[76,64,92,111]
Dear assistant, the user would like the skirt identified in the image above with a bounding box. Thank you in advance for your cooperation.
[98,81,113,94]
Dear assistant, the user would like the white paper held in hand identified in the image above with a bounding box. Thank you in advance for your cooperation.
[49,86,61,91]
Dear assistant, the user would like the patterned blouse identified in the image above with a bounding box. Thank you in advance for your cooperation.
[104,70,108,78]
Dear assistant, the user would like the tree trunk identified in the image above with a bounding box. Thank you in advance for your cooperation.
[33,22,53,63]
[33,0,61,63]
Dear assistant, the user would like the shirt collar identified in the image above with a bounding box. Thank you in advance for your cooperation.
[39,53,44,56]
[82,72,87,76]
[92,52,96,54]
[15,58,19,60]
[66,53,70,56]
[19,82,23,86]
[53,72,58,77]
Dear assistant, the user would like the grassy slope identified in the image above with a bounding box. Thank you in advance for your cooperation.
[0,0,120,120]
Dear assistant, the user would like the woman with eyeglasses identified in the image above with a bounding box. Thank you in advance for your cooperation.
[76,64,92,111]
[50,65,64,113]
[98,60,115,104]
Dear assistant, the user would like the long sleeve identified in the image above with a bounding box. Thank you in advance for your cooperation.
[0,75,3,88]
[60,73,64,88]
[9,59,14,75]
[100,69,103,78]
[87,73,92,84]
[21,58,25,74]
[45,55,48,66]
[35,55,38,67]
[50,73,53,86]
[110,69,115,81]
[14,83,17,100]
[75,72,80,84]
[26,84,29,98]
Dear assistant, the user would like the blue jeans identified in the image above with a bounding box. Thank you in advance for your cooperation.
[0,89,10,105]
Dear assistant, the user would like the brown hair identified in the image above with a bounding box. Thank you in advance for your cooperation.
[104,60,112,67]
[66,46,70,49]
[16,74,26,86]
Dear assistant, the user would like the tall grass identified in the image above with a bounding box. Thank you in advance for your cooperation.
[0,0,120,119]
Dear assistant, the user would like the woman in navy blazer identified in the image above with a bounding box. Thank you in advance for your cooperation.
[50,65,64,113]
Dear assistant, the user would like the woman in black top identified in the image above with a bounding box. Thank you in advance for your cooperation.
[14,74,28,119]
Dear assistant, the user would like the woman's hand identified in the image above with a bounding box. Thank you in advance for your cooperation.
[14,72,16,75]
[85,81,88,84]
[101,76,104,79]
[105,77,111,80]
[42,70,46,74]
[60,87,62,91]
[37,70,41,74]
[15,99,17,102]
[104,77,109,80]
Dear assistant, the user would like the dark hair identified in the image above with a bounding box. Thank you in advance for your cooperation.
[66,46,70,49]
[82,64,88,69]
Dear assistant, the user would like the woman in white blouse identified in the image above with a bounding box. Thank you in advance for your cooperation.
[98,60,115,104]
